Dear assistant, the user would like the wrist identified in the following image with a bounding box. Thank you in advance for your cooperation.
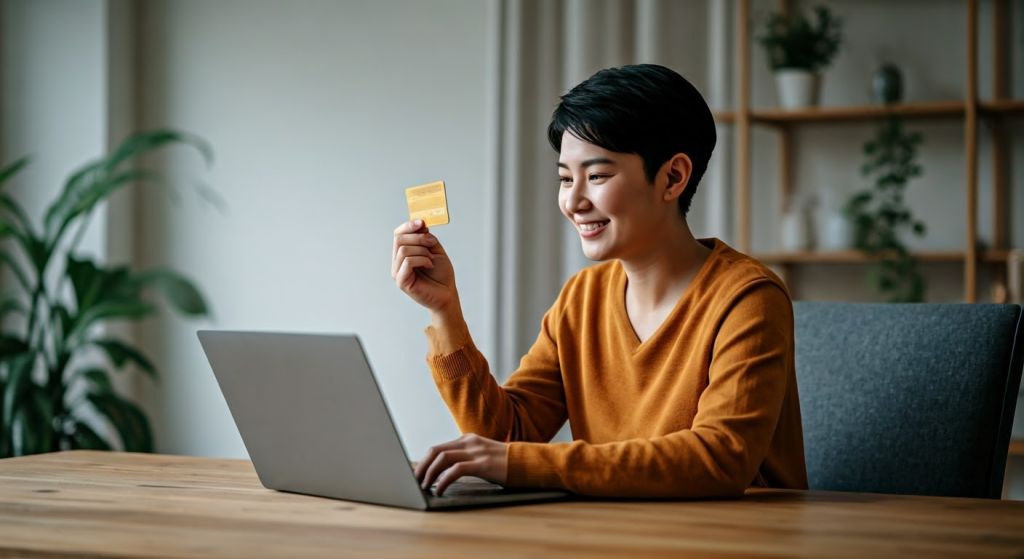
[427,300,471,355]
[430,298,464,327]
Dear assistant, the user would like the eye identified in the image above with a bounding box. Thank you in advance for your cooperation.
[589,174,608,182]
[558,176,572,186]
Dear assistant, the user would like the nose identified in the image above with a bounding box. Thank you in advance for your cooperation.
[563,179,592,214]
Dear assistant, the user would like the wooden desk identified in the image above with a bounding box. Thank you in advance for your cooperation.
[1,451,1022,558]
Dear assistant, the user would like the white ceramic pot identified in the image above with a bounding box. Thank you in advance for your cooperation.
[780,207,813,251]
[775,69,820,110]
[819,211,855,251]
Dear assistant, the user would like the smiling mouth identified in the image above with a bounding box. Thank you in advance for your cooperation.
[579,220,609,232]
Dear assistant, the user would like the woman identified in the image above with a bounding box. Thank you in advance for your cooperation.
[391,64,808,499]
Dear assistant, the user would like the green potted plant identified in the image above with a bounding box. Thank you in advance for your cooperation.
[843,115,927,302]
[758,5,843,109]
[0,130,214,456]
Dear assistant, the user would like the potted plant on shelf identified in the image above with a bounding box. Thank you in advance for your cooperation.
[0,130,214,456]
[843,115,927,302]
[758,5,843,110]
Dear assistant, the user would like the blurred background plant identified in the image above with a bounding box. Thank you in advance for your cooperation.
[843,115,927,302]
[757,5,843,109]
[0,131,214,457]
[757,4,843,73]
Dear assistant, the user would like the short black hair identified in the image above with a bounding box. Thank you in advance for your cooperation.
[547,64,716,217]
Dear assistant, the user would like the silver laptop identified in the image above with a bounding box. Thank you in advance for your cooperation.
[197,330,569,510]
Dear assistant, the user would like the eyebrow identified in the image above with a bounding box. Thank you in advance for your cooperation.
[557,157,616,169]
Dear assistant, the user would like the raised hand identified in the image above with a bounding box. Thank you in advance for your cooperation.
[391,219,458,314]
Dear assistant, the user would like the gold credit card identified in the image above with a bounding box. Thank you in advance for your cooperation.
[405,181,449,227]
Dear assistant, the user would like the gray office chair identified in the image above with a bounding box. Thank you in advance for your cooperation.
[793,302,1024,499]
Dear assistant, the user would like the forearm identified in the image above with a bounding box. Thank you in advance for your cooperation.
[506,426,759,499]
[426,299,472,356]
[427,333,510,440]
[425,308,567,443]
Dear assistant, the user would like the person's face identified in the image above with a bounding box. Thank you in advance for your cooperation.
[557,132,688,262]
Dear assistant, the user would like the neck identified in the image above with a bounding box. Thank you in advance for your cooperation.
[620,218,711,312]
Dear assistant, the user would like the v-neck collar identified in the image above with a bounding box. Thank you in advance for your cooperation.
[613,238,722,354]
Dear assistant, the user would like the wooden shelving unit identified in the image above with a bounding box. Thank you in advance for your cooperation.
[754,251,966,265]
[1010,439,1024,458]
[751,101,965,125]
[731,0,1017,303]
[754,250,1014,265]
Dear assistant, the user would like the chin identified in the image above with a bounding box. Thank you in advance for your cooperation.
[581,244,612,262]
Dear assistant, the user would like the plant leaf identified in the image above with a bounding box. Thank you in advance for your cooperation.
[43,160,104,242]
[46,168,161,247]
[0,157,29,190]
[67,300,156,343]
[51,304,72,353]
[91,339,157,380]
[105,129,213,174]
[0,224,45,277]
[0,335,28,359]
[69,420,113,451]
[11,406,38,456]
[135,269,209,316]
[0,252,32,291]
[0,193,37,238]
[30,387,53,453]
[0,296,27,321]
[66,256,137,314]
[69,368,114,394]
[193,181,227,214]
[86,392,153,452]
[2,352,36,428]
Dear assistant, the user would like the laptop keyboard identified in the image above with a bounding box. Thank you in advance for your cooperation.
[430,482,504,497]
[424,478,535,507]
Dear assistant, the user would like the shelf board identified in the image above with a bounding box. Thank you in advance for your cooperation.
[984,249,1011,263]
[754,250,1017,265]
[1010,439,1024,458]
[979,99,1024,116]
[755,251,964,264]
[713,111,735,124]
[750,101,965,124]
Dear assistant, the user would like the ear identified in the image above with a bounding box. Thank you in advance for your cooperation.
[661,153,693,202]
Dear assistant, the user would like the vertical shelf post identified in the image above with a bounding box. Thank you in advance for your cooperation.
[965,0,979,303]
[992,0,1008,250]
[737,0,752,253]
[776,0,792,288]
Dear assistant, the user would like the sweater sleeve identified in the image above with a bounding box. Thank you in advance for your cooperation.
[426,301,568,444]
[503,281,793,498]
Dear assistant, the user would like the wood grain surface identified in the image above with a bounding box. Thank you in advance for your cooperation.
[0,451,1022,558]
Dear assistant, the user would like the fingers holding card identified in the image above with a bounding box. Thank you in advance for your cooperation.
[393,181,459,314]
[406,181,449,227]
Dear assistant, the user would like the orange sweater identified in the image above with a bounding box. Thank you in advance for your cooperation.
[426,239,808,498]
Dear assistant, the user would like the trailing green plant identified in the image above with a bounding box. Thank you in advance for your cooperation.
[0,130,214,457]
[758,5,843,72]
[843,115,927,302]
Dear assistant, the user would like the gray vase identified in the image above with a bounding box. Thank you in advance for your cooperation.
[872,64,903,104]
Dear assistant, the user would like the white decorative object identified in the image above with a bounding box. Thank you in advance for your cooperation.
[780,203,813,252]
[775,69,820,109]
[819,210,854,251]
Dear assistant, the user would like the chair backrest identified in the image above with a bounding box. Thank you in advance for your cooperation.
[793,302,1024,499]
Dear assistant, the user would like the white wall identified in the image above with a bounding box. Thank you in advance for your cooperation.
[1,0,108,260]
[134,0,496,459]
